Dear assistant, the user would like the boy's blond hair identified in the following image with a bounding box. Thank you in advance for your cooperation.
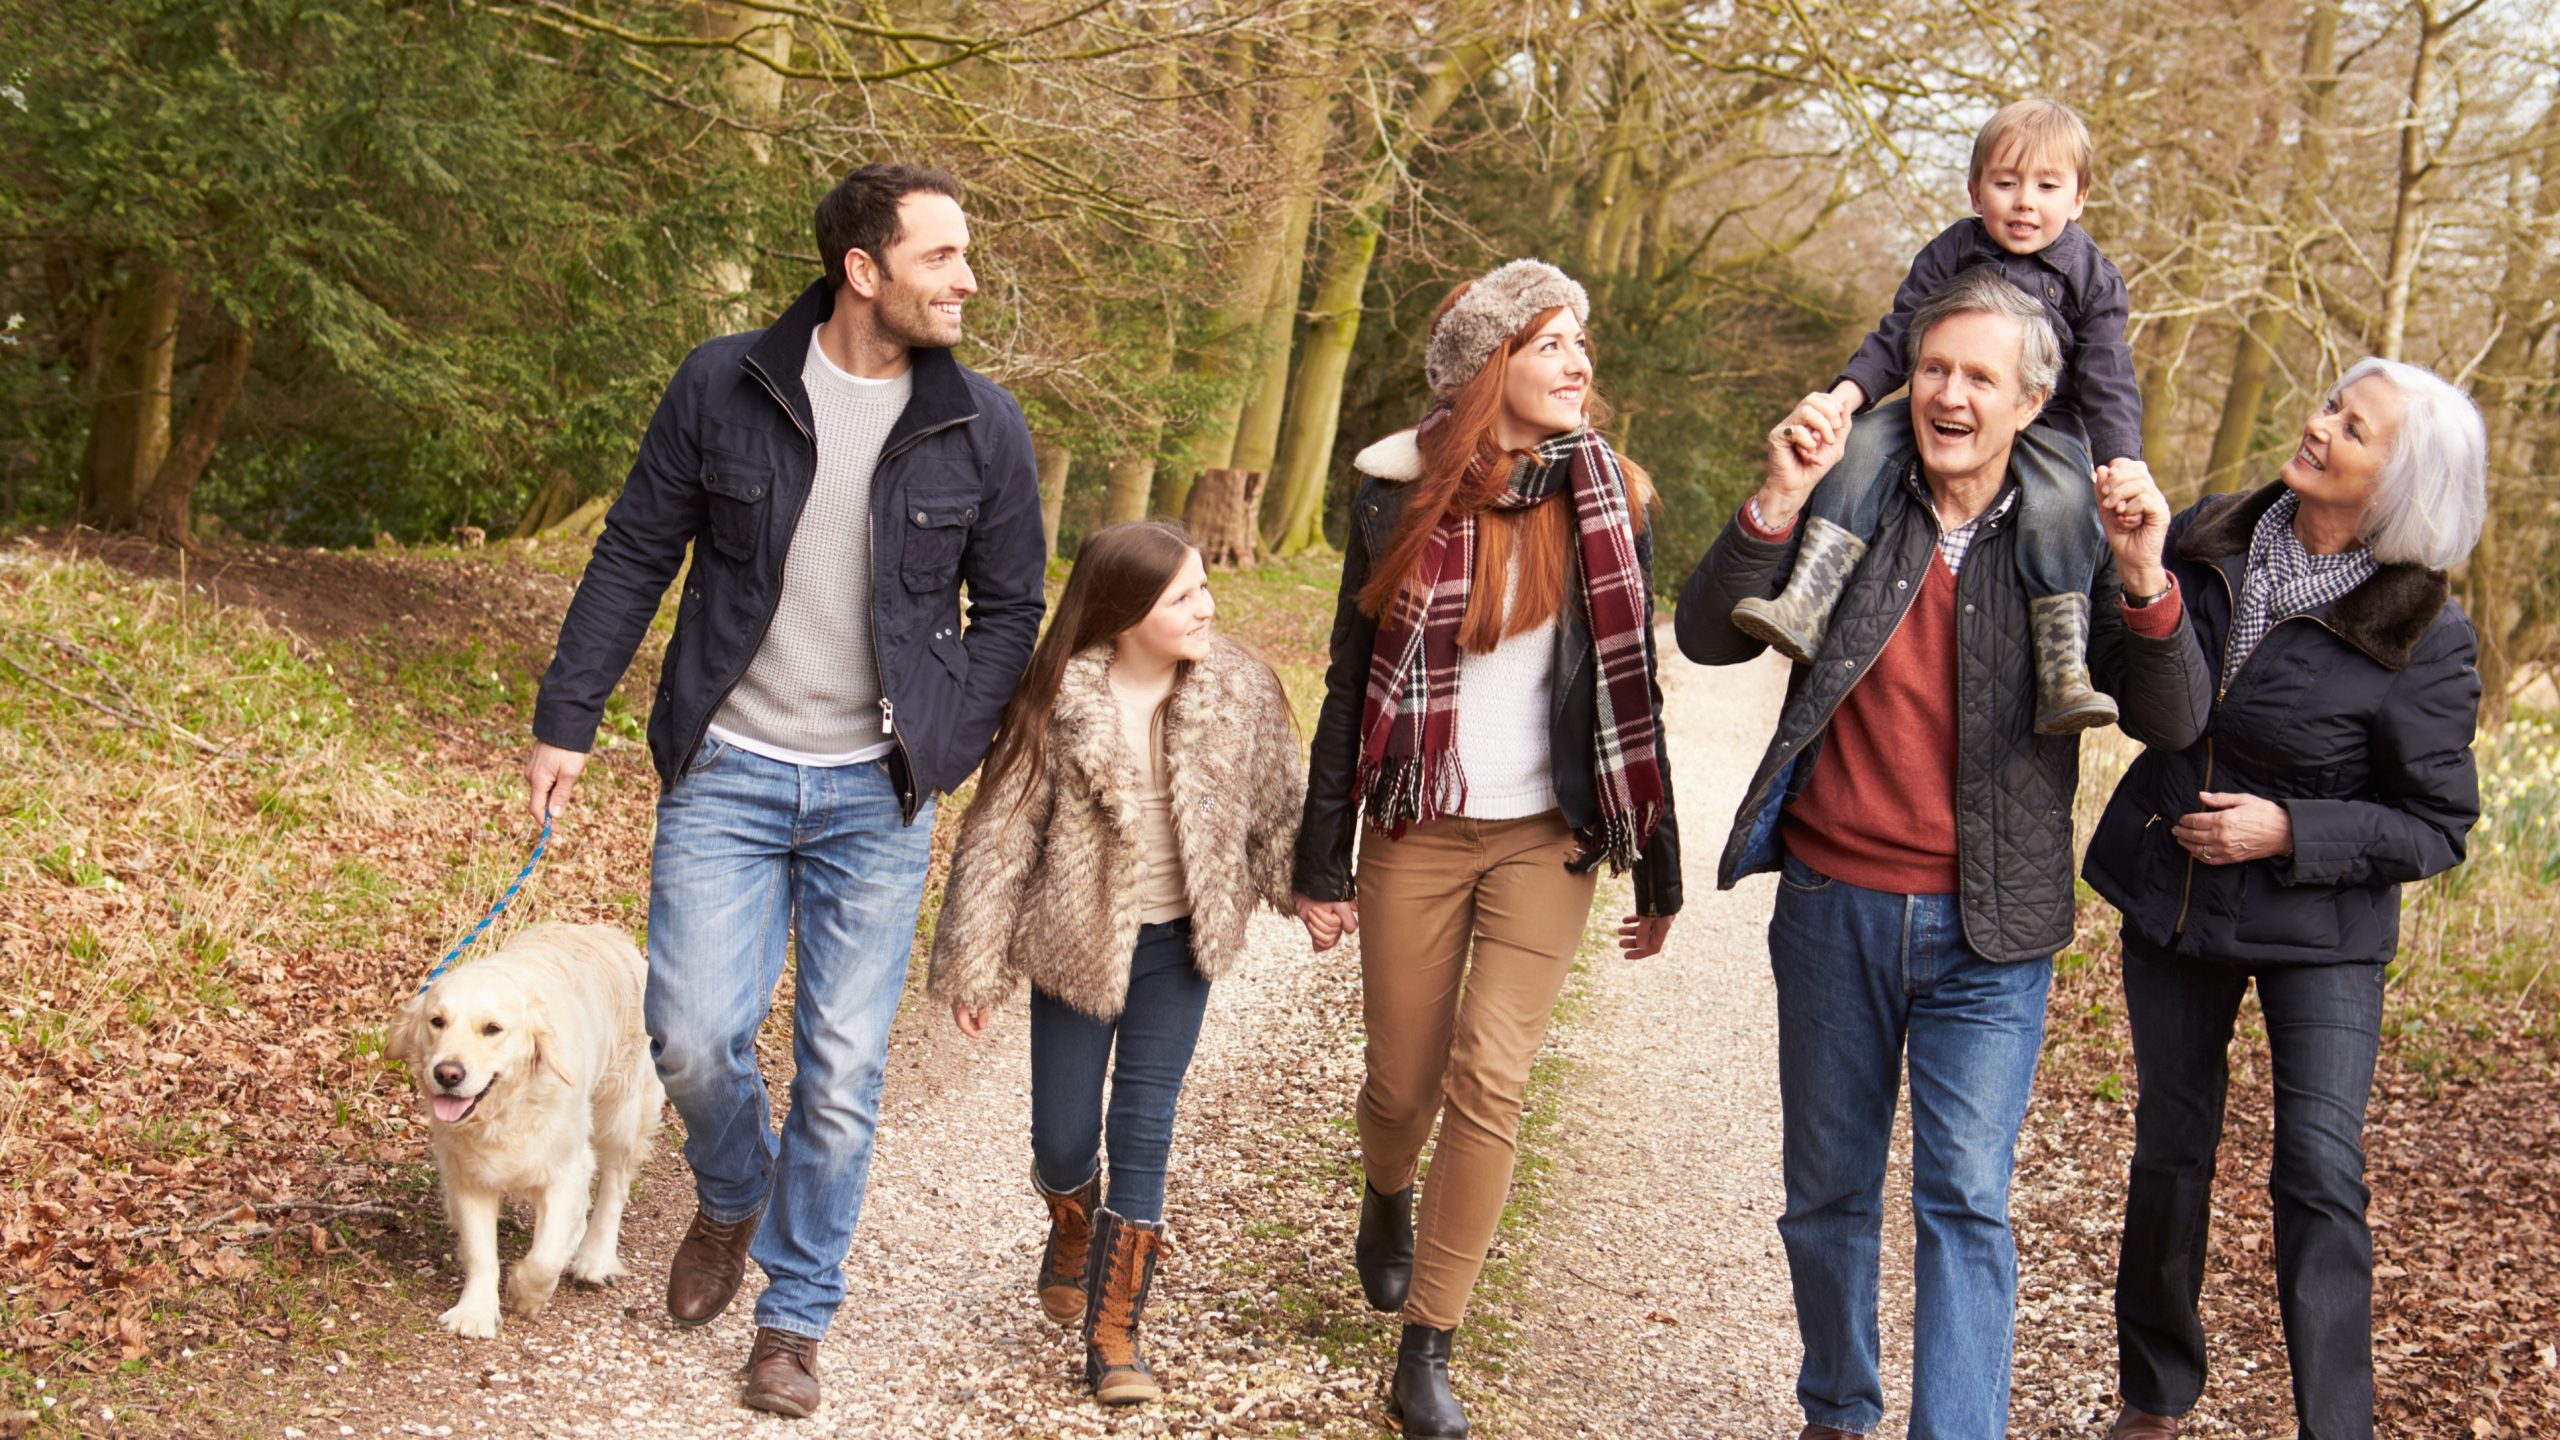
[1969,99,2095,195]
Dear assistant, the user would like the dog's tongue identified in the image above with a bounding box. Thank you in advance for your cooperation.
[431,1094,474,1123]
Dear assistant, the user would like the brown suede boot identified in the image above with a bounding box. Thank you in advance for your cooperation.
[1036,1170,1101,1326]
[740,1326,821,1418]
[666,1201,764,1327]
[1081,1208,1166,1404]
[2109,1404,2180,1438]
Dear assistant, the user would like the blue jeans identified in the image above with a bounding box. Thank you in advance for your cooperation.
[2116,936,2382,1440]
[1768,853,2053,1439]
[644,739,936,1340]
[1028,919,1211,1225]
[1813,397,2102,597]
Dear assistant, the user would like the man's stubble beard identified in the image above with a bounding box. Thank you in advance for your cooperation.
[874,263,961,350]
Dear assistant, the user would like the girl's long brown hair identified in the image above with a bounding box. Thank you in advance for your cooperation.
[1358,288,1652,652]
[977,521,1201,812]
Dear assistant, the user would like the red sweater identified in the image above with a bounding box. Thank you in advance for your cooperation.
[1740,500,2185,895]
[1783,553,1963,893]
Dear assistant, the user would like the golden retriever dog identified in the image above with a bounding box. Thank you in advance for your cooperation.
[386,922,664,1338]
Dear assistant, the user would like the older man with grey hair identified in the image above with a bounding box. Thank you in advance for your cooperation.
[1677,267,2217,1440]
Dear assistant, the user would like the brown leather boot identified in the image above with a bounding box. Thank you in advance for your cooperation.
[666,1201,764,1326]
[2109,1404,2180,1438]
[740,1326,821,1418]
[1081,1208,1165,1404]
[1036,1170,1101,1326]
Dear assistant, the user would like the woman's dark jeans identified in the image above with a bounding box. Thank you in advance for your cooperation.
[1028,918,1211,1225]
[2115,935,2385,1440]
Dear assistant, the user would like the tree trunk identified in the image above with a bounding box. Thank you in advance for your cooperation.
[1183,467,1264,568]
[2137,307,2200,490]
[1265,219,1379,554]
[2380,0,2454,361]
[1229,48,1332,489]
[76,261,181,530]
[1183,18,1332,477]
[691,2,791,325]
[512,470,582,538]
[2203,305,2281,494]
[1035,438,1072,559]
[1257,38,1505,553]
[1102,456,1156,526]
[136,314,254,549]
[2460,91,2560,724]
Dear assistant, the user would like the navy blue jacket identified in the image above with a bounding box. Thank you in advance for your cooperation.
[1838,219,2145,466]
[2083,485,2480,966]
[532,279,1047,824]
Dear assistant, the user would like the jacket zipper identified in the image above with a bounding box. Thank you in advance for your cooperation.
[2170,560,2345,934]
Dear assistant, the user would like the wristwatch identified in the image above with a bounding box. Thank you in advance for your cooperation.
[2121,582,2173,609]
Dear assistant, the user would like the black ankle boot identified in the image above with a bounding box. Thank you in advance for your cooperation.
[1354,1183,1414,1312]
[1387,1323,1467,1438]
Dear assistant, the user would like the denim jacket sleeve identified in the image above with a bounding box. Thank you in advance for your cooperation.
[532,348,710,754]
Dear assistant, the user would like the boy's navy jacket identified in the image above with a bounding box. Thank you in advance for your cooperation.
[1837,219,2145,466]
[533,278,1048,825]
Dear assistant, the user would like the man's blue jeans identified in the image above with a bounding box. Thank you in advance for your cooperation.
[644,739,936,1340]
[1768,853,2053,1439]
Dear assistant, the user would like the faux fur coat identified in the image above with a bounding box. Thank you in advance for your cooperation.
[929,635,1304,1021]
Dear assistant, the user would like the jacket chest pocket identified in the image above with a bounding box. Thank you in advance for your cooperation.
[900,496,977,591]
[703,460,770,562]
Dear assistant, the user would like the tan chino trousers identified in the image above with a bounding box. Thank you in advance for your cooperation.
[1355,810,1599,1329]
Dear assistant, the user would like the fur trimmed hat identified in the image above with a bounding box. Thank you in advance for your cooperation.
[1423,258,1590,398]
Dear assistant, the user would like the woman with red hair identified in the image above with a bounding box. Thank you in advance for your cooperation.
[1293,259,1682,1437]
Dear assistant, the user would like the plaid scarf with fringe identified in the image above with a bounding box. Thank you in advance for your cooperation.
[1357,424,1664,871]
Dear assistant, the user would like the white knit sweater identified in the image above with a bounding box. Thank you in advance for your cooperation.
[1455,577,1558,819]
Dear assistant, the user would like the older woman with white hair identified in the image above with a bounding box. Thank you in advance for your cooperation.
[2081,358,2486,1440]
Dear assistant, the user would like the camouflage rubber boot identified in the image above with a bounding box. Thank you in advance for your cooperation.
[2030,590,2120,735]
[1036,1169,1101,1326]
[1730,516,1867,665]
[1081,1208,1166,1405]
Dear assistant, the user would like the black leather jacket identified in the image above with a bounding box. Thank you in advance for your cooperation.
[1677,466,2214,961]
[1293,463,1683,918]
[533,279,1048,823]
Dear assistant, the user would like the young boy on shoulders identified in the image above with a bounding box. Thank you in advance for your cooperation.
[1736,98,2145,735]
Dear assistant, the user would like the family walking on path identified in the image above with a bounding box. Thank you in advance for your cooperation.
[484,87,2486,1438]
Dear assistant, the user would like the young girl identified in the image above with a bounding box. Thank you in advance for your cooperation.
[1294,259,1681,1438]
[930,520,1302,1406]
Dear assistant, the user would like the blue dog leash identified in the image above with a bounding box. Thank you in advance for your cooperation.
[418,816,553,994]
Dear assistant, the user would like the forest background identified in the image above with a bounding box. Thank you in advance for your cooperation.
[5,0,2559,716]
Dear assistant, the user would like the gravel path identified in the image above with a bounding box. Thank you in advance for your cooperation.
[1514,649,1925,1438]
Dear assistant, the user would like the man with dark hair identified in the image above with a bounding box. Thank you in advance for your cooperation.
[524,163,1045,1418]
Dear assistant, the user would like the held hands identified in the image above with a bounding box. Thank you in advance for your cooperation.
[1618,913,1675,960]
[2172,791,2294,866]
[1293,893,1359,952]
[1756,390,1856,531]
[525,741,588,825]
[2093,458,2171,597]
